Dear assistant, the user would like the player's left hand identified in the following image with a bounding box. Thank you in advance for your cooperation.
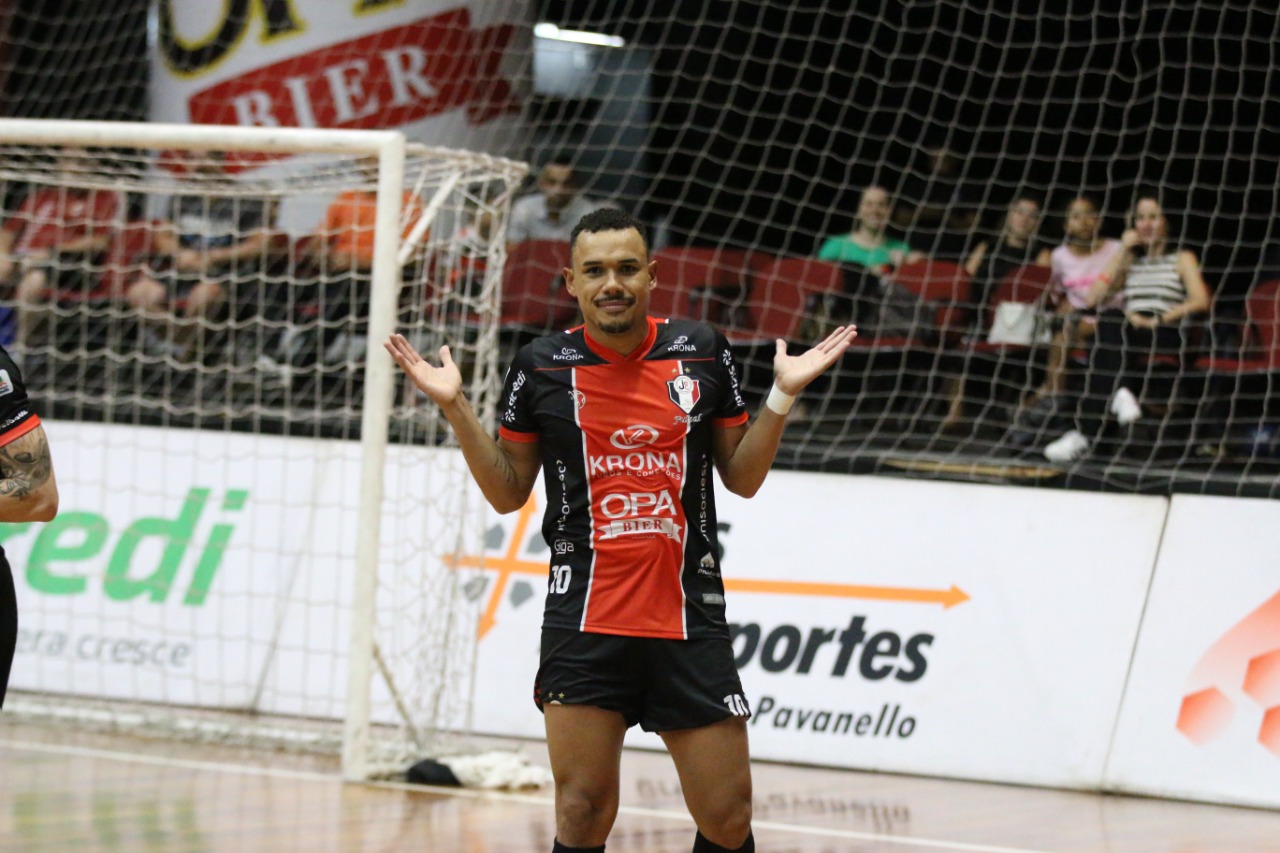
[773,325,858,395]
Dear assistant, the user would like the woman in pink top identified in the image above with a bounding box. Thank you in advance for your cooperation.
[1026,196,1123,405]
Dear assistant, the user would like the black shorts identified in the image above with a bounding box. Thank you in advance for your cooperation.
[534,627,751,732]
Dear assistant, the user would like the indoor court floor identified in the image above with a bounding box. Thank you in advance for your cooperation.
[2,718,1278,853]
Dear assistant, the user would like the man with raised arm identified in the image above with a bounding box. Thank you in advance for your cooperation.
[0,341,60,710]
[385,208,856,853]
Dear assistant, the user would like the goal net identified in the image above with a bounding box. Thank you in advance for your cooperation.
[516,4,1277,499]
[4,3,1278,503]
[0,121,528,779]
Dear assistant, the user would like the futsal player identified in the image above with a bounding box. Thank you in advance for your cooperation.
[0,342,61,709]
[385,208,856,852]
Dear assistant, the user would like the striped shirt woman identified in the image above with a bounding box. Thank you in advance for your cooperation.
[1124,252,1187,317]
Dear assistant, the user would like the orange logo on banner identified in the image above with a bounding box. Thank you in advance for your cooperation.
[1176,590,1280,756]
[187,8,519,131]
[444,496,969,639]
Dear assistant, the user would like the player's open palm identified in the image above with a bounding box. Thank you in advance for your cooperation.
[384,334,462,406]
[773,325,858,395]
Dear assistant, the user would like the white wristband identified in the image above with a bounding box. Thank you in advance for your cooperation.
[765,383,796,416]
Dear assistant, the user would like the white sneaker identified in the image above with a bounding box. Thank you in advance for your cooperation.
[1044,429,1090,463]
[255,354,293,383]
[1110,386,1142,426]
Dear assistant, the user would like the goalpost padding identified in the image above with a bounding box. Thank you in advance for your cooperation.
[0,119,528,780]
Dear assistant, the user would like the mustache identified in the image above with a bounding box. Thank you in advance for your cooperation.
[594,294,636,307]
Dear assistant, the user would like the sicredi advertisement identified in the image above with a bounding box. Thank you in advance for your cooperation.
[152,1,531,153]
[7,420,479,725]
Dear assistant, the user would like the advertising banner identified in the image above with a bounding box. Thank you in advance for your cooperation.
[8,420,481,727]
[150,1,532,231]
[6,420,359,716]
[24,421,1243,795]
[152,1,530,149]
[1105,494,1280,808]
[468,472,1167,788]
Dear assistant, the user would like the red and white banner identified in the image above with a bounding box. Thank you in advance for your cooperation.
[151,1,531,154]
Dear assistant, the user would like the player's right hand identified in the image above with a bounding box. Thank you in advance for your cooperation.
[384,334,463,407]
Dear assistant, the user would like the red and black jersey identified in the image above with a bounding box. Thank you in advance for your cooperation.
[0,344,42,565]
[499,316,749,640]
[0,346,40,450]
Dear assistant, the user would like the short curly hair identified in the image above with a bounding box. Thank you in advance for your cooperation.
[570,208,649,254]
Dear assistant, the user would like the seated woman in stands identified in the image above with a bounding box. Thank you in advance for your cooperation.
[1025,195,1124,409]
[1042,193,1211,463]
[940,195,1051,430]
[816,185,923,327]
[963,195,1053,326]
[1004,194,1123,445]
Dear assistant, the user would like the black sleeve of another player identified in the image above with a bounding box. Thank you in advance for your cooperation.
[0,347,40,444]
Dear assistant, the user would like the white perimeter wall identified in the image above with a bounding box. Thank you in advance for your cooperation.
[9,421,1279,807]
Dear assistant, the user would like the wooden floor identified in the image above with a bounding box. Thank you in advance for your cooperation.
[2,719,1279,853]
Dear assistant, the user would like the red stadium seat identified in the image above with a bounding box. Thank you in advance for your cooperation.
[501,239,577,333]
[1196,279,1280,375]
[59,219,164,303]
[967,263,1053,355]
[870,259,972,349]
[729,256,843,345]
[650,247,750,322]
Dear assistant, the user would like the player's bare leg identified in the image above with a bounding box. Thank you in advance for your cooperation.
[544,703,627,849]
[661,716,754,850]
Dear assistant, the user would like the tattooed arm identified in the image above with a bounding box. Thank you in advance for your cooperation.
[0,425,59,523]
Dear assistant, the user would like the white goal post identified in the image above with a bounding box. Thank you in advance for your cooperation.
[0,119,528,780]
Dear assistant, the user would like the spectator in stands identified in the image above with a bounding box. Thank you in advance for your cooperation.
[1021,195,1124,411]
[963,196,1053,321]
[1043,193,1211,463]
[125,149,275,360]
[816,185,924,329]
[892,146,978,260]
[303,156,426,367]
[506,155,603,246]
[940,196,1051,430]
[0,147,118,350]
[434,197,494,324]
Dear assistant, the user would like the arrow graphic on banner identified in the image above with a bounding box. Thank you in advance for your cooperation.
[444,497,970,638]
[725,578,969,608]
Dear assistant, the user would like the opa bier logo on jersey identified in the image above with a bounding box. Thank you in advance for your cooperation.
[590,423,684,541]
[156,0,522,130]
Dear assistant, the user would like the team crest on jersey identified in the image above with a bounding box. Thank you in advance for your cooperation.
[570,389,587,409]
[667,374,700,413]
[0,369,13,397]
